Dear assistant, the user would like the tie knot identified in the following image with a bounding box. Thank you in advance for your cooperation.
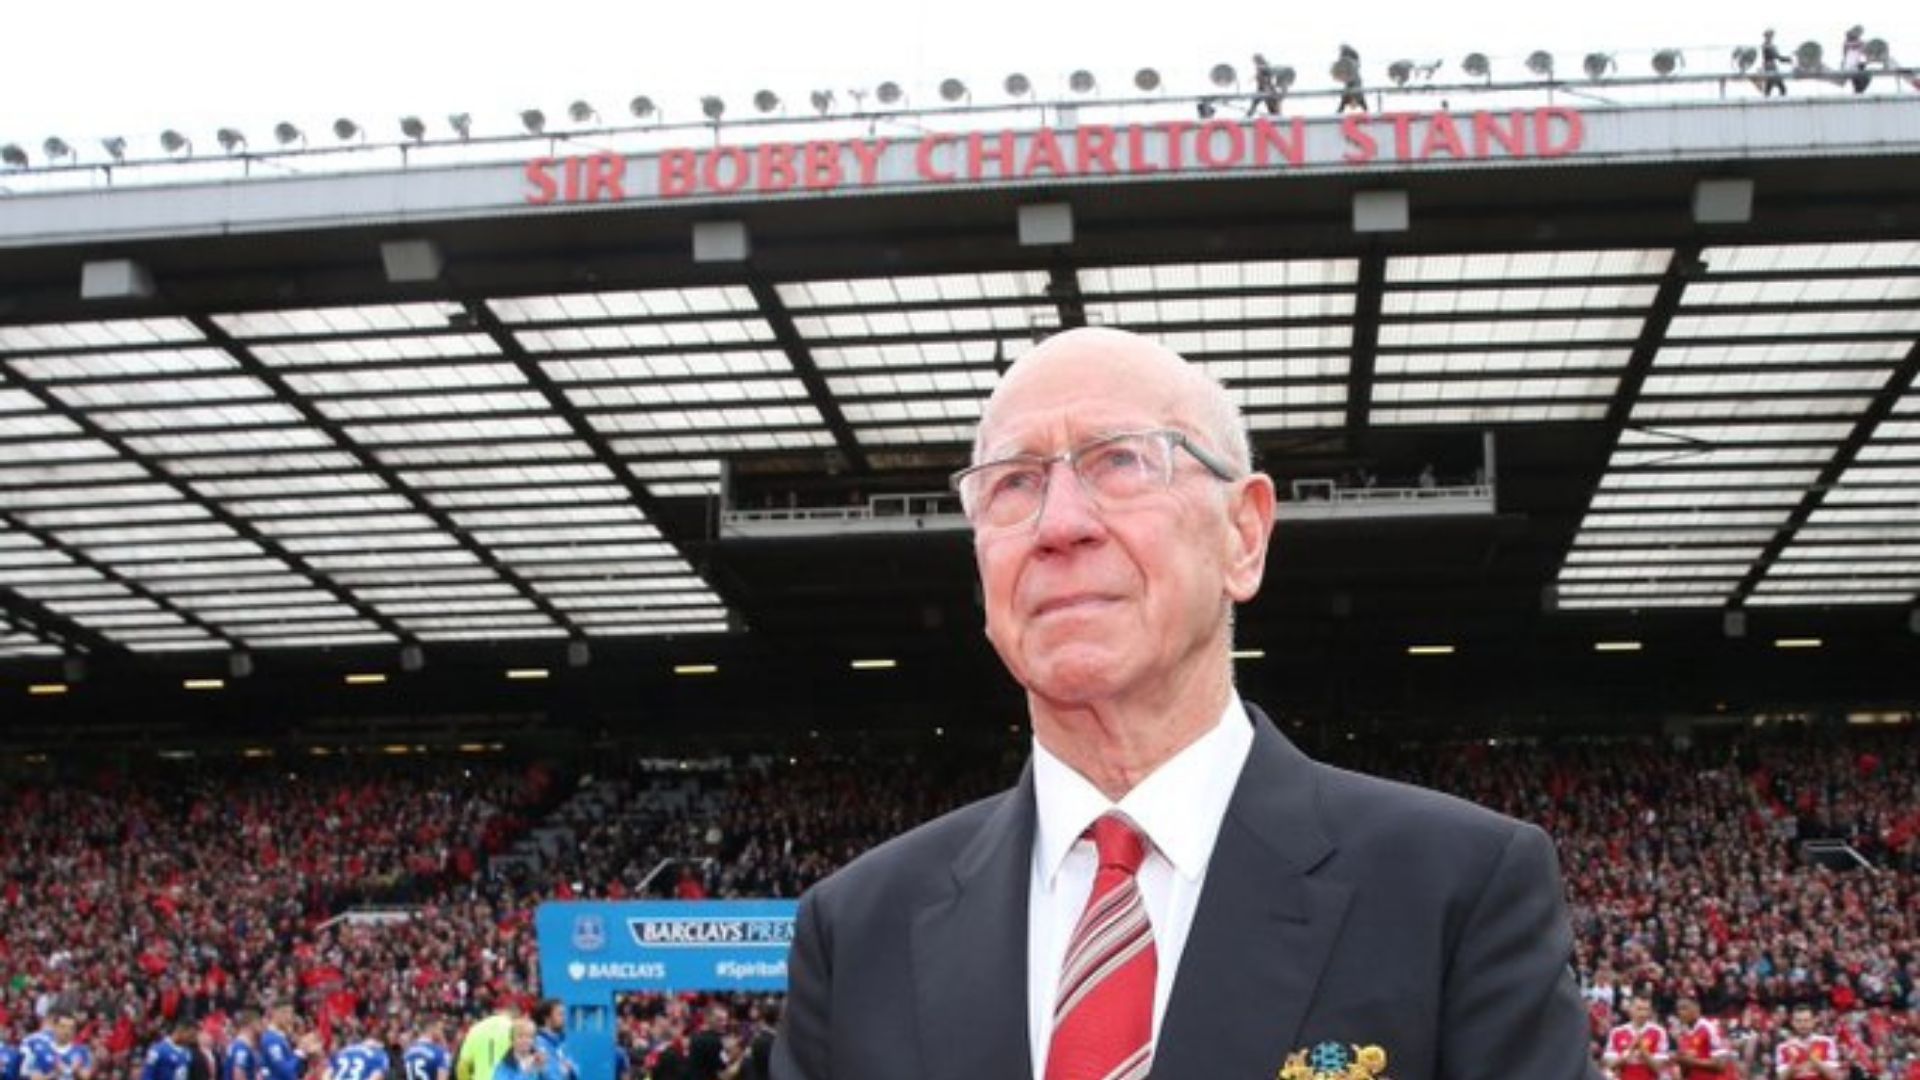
[1088,814,1148,875]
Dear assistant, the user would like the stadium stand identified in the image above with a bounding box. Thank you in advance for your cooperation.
[0,725,1914,1076]
[0,761,553,1075]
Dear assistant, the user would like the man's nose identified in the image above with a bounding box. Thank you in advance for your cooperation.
[1029,460,1103,549]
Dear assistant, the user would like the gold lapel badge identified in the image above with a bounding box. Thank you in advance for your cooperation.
[1278,1042,1389,1080]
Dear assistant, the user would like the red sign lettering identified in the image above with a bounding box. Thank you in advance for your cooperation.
[1196,120,1244,169]
[1124,125,1158,174]
[525,110,1587,204]
[1474,111,1527,157]
[1383,113,1418,161]
[1418,113,1466,160]
[659,150,697,198]
[1536,107,1583,157]
[1075,125,1117,174]
[1022,128,1067,178]
[917,133,956,181]
[968,131,1017,180]
[584,152,625,201]
[1158,121,1193,170]
[1341,115,1378,164]
[1250,118,1305,166]
[758,144,797,193]
[704,147,748,194]
[804,142,842,189]
[847,139,888,186]
[524,158,560,205]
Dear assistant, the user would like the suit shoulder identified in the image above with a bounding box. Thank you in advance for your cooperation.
[1310,759,1536,859]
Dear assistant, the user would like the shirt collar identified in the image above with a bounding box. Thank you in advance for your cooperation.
[1032,694,1254,889]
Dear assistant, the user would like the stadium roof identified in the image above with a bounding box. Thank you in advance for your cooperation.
[2,94,1918,729]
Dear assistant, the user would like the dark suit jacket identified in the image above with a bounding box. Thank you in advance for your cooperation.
[773,705,1601,1080]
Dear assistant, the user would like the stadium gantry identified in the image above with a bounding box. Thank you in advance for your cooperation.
[1,73,1918,739]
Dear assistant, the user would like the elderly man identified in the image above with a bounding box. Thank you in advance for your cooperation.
[773,327,1595,1080]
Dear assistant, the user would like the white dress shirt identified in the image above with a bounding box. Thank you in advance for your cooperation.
[1026,695,1255,1078]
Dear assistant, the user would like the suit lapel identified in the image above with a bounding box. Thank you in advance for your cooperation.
[911,765,1035,1080]
[1150,707,1354,1078]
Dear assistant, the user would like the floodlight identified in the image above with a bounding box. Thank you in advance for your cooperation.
[519,109,546,135]
[809,89,834,114]
[1865,38,1889,64]
[1068,69,1096,94]
[0,144,26,168]
[448,113,473,139]
[1197,100,1217,118]
[1210,62,1237,88]
[100,137,127,162]
[1652,49,1684,76]
[939,78,968,103]
[1272,65,1296,90]
[160,130,192,156]
[1526,50,1554,78]
[1795,41,1824,72]
[1463,52,1491,79]
[332,118,361,141]
[1583,52,1616,80]
[42,137,73,162]
[629,96,658,120]
[876,81,905,105]
[1133,67,1160,92]
[273,122,304,146]
[1732,46,1758,72]
[1388,59,1413,86]
[216,128,246,154]
[701,96,725,120]
[1004,72,1032,97]
[400,116,426,142]
[752,90,781,113]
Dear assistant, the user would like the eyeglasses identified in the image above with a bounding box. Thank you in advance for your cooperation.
[949,428,1239,530]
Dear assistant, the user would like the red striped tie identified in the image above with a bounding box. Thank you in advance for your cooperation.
[1044,814,1157,1080]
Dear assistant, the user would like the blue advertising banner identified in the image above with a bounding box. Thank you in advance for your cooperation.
[534,900,798,1080]
[535,899,797,997]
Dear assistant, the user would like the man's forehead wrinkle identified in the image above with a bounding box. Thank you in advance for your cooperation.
[978,383,1200,457]
[979,406,1192,461]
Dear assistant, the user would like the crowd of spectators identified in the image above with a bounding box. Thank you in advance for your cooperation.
[0,725,1913,1076]
[1351,727,1920,1076]
[0,760,552,1075]
[527,747,1014,904]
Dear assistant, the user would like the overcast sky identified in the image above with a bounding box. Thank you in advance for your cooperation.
[2,0,1915,152]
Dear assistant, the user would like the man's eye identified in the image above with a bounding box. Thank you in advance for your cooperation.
[1081,444,1145,475]
[987,468,1043,498]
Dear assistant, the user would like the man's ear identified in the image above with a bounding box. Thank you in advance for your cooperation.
[1223,473,1276,603]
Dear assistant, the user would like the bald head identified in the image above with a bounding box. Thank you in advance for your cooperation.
[975,327,1249,472]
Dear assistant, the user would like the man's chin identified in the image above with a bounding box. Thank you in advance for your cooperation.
[1020,649,1133,706]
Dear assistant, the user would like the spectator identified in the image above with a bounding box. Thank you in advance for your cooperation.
[1248,54,1282,116]
[1335,44,1367,112]
[1841,26,1871,93]
[530,1004,572,1080]
[140,1024,194,1080]
[454,1004,520,1080]
[487,1023,543,1080]
[1760,29,1788,96]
